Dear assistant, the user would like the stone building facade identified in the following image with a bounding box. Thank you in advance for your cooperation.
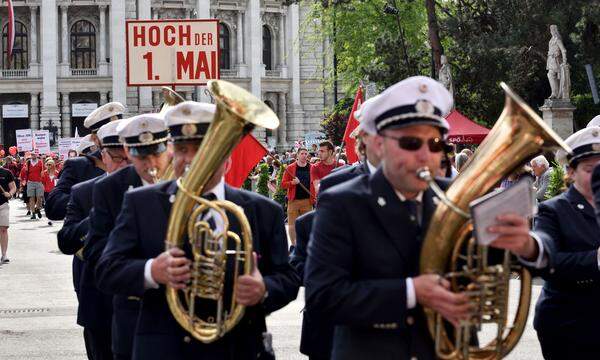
[0,0,331,149]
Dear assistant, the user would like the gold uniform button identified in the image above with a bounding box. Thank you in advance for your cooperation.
[406,316,415,325]
[411,356,418,360]
[183,336,191,343]
[549,268,555,274]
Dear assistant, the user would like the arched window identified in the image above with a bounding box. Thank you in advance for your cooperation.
[70,20,96,69]
[219,23,231,70]
[262,25,272,71]
[2,21,28,69]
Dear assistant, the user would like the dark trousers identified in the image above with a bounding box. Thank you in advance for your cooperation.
[83,327,113,360]
[538,331,600,359]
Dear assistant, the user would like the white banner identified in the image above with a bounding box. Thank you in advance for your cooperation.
[126,19,219,86]
[16,129,33,152]
[72,103,98,117]
[3,104,29,118]
[33,130,51,154]
[58,138,76,160]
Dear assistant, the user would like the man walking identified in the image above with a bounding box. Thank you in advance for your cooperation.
[310,141,341,196]
[0,164,16,264]
[25,153,44,220]
[281,147,314,245]
[530,155,552,202]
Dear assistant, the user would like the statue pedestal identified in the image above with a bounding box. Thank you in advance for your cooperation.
[539,99,575,139]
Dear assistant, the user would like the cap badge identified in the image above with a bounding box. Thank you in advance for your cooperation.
[592,129,599,137]
[415,100,435,115]
[139,132,154,143]
[419,84,428,93]
[181,124,198,137]
[182,107,192,116]
[108,106,114,112]
[593,143,600,151]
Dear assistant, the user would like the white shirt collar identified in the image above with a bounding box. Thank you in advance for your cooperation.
[366,160,377,174]
[203,177,225,201]
[141,178,151,187]
[395,190,424,203]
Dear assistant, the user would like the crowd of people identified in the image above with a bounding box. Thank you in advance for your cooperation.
[2,75,600,360]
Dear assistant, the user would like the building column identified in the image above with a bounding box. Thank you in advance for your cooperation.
[40,0,60,129]
[278,92,287,147]
[111,0,127,107]
[286,4,304,140]
[98,5,108,76]
[30,93,40,130]
[152,7,159,20]
[196,0,212,103]
[278,13,287,78]
[246,0,261,97]
[61,93,71,137]
[60,5,69,77]
[138,0,153,113]
[29,6,39,77]
[236,11,247,77]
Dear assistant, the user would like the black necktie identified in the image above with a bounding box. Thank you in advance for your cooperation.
[202,193,217,230]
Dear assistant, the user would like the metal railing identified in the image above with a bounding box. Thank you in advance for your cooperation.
[71,68,98,76]
[1,69,29,78]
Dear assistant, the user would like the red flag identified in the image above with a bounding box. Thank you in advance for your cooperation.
[225,134,268,188]
[6,0,14,66]
[342,86,364,164]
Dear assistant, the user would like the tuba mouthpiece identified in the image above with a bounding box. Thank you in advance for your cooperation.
[417,167,432,182]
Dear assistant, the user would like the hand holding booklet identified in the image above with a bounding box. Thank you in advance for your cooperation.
[469,178,537,246]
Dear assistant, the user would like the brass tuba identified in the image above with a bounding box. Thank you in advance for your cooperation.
[418,83,571,359]
[165,80,279,343]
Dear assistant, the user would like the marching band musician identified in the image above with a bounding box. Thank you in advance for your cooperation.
[95,101,298,360]
[84,113,171,360]
[290,95,382,360]
[45,102,124,220]
[57,120,129,360]
[533,127,600,359]
[304,76,544,360]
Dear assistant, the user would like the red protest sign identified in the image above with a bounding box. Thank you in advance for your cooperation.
[126,19,220,86]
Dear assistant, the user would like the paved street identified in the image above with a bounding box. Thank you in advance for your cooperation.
[0,199,544,359]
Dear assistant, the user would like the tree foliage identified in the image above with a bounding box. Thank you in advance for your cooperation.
[294,0,600,128]
[320,96,354,144]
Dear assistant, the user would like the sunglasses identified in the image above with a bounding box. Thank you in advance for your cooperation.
[382,134,446,153]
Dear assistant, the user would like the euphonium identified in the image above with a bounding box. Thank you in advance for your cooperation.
[165,80,279,343]
[419,83,571,359]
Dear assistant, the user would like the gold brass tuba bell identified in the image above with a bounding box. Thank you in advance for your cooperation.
[419,83,571,359]
[165,80,279,343]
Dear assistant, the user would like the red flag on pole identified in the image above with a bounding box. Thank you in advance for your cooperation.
[342,85,364,164]
[6,0,14,66]
[225,134,268,188]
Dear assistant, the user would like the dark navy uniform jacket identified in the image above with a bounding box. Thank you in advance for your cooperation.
[57,175,113,332]
[96,180,299,360]
[533,185,600,344]
[45,150,105,220]
[84,164,142,356]
[318,161,370,196]
[305,168,449,360]
[593,164,600,225]
[289,210,334,359]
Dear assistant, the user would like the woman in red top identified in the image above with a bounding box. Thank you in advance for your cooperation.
[41,160,58,199]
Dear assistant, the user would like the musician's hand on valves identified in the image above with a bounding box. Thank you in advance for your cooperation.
[151,247,191,289]
[236,252,266,306]
[487,213,538,261]
[414,274,472,327]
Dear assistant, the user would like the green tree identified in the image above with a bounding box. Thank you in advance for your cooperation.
[256,163,270,197]
[273,164,288,210]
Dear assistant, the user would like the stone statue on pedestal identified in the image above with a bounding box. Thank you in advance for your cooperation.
[547,25,570,101]
[540,25,575,139]
[438,55,454,98]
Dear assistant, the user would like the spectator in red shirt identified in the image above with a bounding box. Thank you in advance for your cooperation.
[280,147,314,245]
[310,140,342,196]
[24,153,44,220]
[41,160,58,197]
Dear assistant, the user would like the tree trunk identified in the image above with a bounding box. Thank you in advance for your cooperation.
[425,0,443,75]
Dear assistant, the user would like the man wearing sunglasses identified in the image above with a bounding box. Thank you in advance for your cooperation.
[305,76,545,360]
[57,120,129,360]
